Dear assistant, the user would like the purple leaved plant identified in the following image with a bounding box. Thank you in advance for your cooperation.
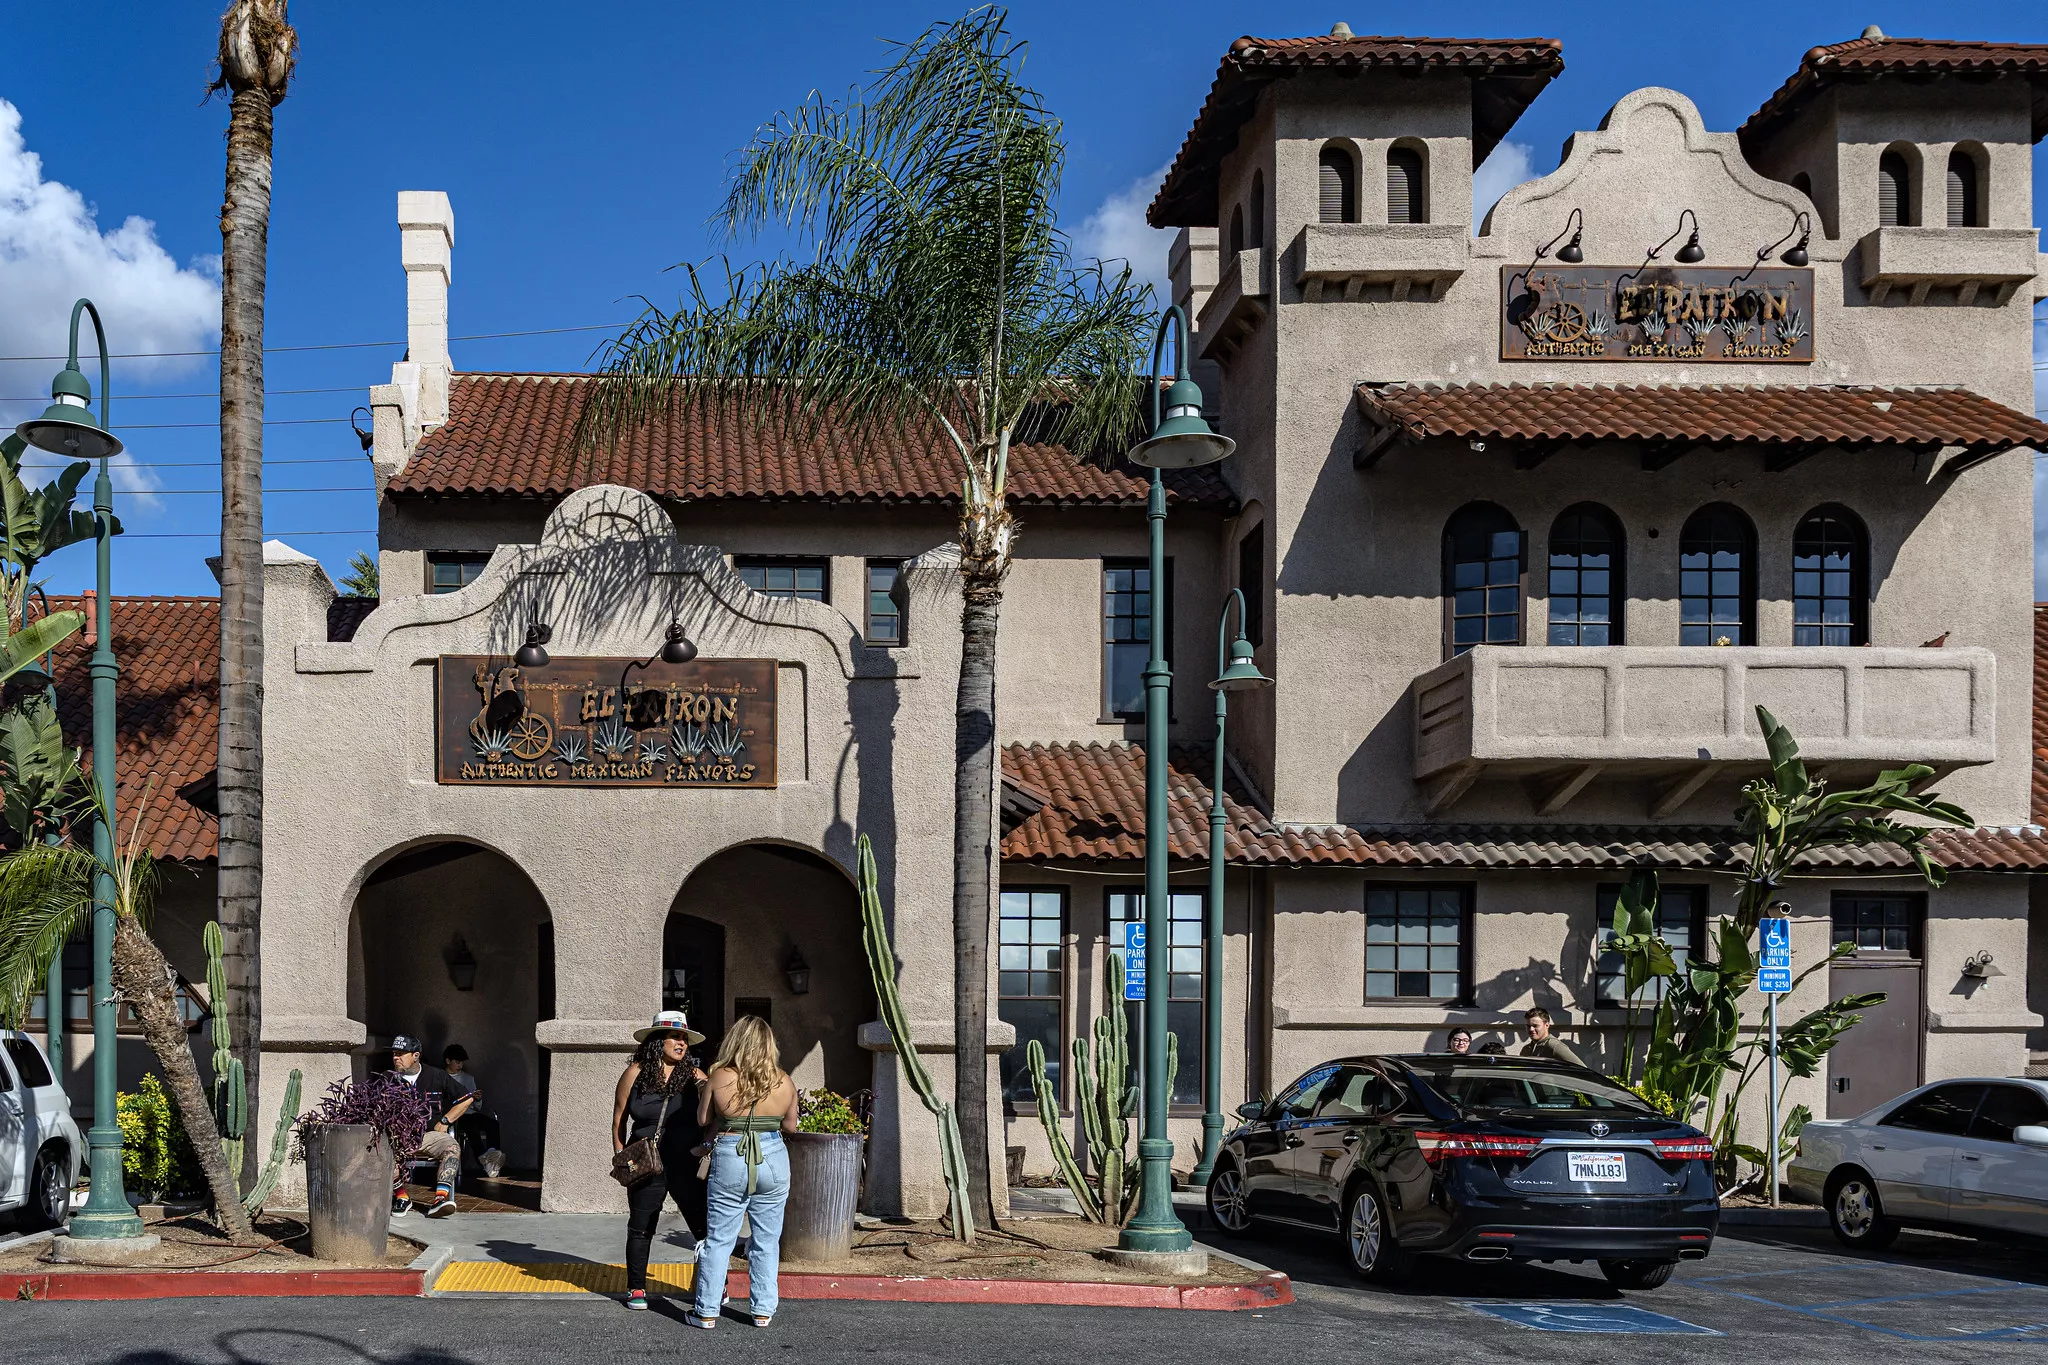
[293,1072,434,1159]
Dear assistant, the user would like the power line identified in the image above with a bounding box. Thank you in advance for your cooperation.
[104,418,355,430]
[108,488,368,495]
[117,528,374,539]
[58,457,368,468]
[0,322,627,364]
[0,385,367,402]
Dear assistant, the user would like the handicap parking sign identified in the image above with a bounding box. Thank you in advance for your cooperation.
[1462,1302,1721,1335]
[1122,922,1146,1001]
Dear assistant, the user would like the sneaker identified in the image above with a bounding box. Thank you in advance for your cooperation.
[686,1313,716,1331]
[391,1193,413,1216]
[426,1193,458,1218]
[623,1290,650,1311]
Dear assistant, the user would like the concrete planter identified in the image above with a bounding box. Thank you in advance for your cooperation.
[303,1124,392,1264]
[782,1131,862,1262]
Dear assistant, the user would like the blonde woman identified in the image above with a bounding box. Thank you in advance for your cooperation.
[689,1014,798,1329]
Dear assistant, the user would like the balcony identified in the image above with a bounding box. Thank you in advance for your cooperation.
[1411,645,1996,816]
[1293,222,1467,303]
[1857,226,2038,306]
[1196,247,1270,363]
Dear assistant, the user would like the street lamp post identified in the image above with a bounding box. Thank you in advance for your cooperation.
[1118,305,1233,1256]
[1187,590,1271,1190]
[15,298,144,1242]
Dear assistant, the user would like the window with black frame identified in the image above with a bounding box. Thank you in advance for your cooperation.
[1547,504,1623,646]
[997,887,1065,1106]
[1831,893,1922,956]
[1106,889,1202,1107]
[1679,505,1755,645]
[1443,503,1522,656]
[1102,559,1168,719]
[1792,507,1866,646]
[1594,884,1707,1007]
[735,557,828,602]
[426,552,490,595]
[865,560,905,644]
[1365,885,1468,1002]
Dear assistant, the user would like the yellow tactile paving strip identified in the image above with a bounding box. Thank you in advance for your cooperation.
[433,1261,696,1294]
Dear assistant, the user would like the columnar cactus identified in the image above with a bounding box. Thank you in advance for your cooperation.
[203,919,302,1217]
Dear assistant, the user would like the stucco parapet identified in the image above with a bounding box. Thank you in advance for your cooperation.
[1295,222,1467,293]
[857,1020,1018,1054]
[1859,227,2040,305]
[260,1016,366,1051]
[536,1018,643,1052]
[1924,1010,2044,1032]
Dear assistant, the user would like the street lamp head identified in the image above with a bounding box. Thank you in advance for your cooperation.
[16,364,123,462]
[1209,634,1272,692]
[1130,377,1235,469]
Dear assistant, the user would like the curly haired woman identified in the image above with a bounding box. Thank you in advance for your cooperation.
[610,1010,709,1310]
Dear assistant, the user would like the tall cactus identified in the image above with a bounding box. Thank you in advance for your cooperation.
[203,920,301,1217]
[855,833,974,1242]
[1026,953,1177,1225]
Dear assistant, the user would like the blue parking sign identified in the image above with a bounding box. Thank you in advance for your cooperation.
[1759,966,1793,994]
[1122,922,1146,1001]
[1760,916,1791,968]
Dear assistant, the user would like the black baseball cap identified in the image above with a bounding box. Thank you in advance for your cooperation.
[391,1035,424,1055]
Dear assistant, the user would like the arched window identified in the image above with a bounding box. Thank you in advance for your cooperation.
[1443,502,1523,656]
[1547,505,1624,646]
[1228,202,1245,257]
[1249,171,1265,248]
[1946,149,1981,227]
[1679,505,1756,646]
[1793,506,1868,646]
[1318,145,1356,224]
[1387,145,1426,224]
[1878,148,1911,226]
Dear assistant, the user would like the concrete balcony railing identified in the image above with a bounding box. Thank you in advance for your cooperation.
[1196,247,1270,363]
[1858,226,2039,306]
[1411,644,1996,816]
[1293,222,1467,302]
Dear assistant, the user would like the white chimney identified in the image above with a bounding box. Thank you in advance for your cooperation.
[397,190,454,428]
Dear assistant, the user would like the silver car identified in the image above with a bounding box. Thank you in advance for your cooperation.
[0,1030,82,1231]
[1788,1077,2048,1250]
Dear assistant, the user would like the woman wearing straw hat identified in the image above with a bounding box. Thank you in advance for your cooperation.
[611,1009,709,1311]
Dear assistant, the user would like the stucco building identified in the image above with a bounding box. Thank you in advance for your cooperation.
[51,27,2048,1217]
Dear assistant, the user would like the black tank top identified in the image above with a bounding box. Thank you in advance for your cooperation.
[621,1063,704,1155]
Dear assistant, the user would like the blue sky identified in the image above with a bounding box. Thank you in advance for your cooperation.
[1,1,2043,598]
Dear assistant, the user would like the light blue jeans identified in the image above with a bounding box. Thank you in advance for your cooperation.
[691,1131,790,1321]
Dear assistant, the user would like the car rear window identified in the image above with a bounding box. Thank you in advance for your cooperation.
[1881,1084,1984,1136]
[1970,1086,2048,1143]
[1408,1063,1653,1114]
[2,1039,52,1089]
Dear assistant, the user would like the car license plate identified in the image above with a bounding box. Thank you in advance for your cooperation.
[1568,1151,1627,1182]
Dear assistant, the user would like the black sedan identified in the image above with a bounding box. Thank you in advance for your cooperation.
[1205,1053,1719,1288]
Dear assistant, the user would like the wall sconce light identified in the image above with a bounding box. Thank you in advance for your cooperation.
[350,405,373,453]
[514,622,553,669]
[784,948,811,996]
[658,620,698,666]
[1534,207,1584,265]
[1962,951,2003,980]
[448,938,478,991]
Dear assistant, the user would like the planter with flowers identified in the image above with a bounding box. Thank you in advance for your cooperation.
[293,1072,432,1262]
[783,1088,868,1262]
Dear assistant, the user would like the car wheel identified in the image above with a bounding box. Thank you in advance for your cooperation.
[1825,1168,1900,1252]
[22,1147,68,1233]
[1205,1162,1252,1236]
[1341,1184,1409,1283]
[1598,1259,1675,1290]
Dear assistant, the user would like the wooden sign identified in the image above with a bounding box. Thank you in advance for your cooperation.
[435,656,776,787]
[1500,265,1814,363]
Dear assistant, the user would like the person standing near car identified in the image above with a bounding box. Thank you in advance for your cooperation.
[611,1010,709,1312]
[1519,1008,1586,1067]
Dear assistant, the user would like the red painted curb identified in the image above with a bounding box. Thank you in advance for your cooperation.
[725,1268,1294,1311]
[4,1268,425,1301]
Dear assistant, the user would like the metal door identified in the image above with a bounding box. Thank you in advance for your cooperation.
[1827,958,1921,1119]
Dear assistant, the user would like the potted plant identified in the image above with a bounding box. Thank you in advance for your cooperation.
[294,1072,431,1262]
[782,1088,867,1262]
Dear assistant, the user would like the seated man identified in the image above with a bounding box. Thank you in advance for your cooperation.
[440,1044,504,1178]
[388,1034,472,1218]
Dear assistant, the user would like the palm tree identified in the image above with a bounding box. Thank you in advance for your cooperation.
[210,0,296,1193]
[0,785,256,1242]
[578,8,1152,1225]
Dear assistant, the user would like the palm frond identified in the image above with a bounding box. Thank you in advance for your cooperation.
[0,841,94,1024]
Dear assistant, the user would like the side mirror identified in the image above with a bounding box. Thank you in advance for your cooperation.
[1235,1101,1266,1121]
[2014,1125,2048,1149]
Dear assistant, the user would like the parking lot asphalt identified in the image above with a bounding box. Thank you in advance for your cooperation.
[7,1223,2047,1363]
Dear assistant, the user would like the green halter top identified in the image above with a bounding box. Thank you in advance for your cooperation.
[719,1100,785,1194]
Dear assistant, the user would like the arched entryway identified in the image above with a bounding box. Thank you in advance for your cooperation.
[666,844,872,1095]
[348,841,552,1197]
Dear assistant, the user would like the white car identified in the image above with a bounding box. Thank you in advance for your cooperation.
[1788,1076,2048,1250]
[0,1030,82,1232]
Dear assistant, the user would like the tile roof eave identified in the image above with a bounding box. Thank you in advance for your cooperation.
[1738,35,2048,152]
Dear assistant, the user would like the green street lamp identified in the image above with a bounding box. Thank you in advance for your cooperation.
[16,299,145,1242]
[1188,589,1271,1190]
[1119,305,1233,1256]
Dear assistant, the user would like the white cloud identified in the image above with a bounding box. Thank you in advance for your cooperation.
[1472,140,1538,233]
[1074,164,1174,306]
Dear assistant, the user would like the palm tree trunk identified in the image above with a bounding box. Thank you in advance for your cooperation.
[111,916,255,1242]
[951,557,1002,1231]
[217,80,271,1195]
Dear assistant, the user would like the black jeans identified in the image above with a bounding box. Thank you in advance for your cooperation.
[624,1163,708,1291]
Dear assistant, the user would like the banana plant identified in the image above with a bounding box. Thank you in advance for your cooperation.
[0,431,108,683]
[0,693,80,847]
[1607,867,1675,1085]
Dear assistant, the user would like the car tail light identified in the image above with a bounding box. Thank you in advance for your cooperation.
[1413,1131,1542,1165]
[1653,1136,1716,1160]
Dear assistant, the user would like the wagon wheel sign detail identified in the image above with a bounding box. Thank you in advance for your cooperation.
[507,713,554,760]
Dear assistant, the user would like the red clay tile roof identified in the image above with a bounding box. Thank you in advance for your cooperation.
[38,596,218,863]
[2034,603,2048,823]
[1740,34,2048,151]
[1149,33,1563,228]
[1355,383,2048,454]
[386,374,1236,510]
[1000,741,2048,871]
